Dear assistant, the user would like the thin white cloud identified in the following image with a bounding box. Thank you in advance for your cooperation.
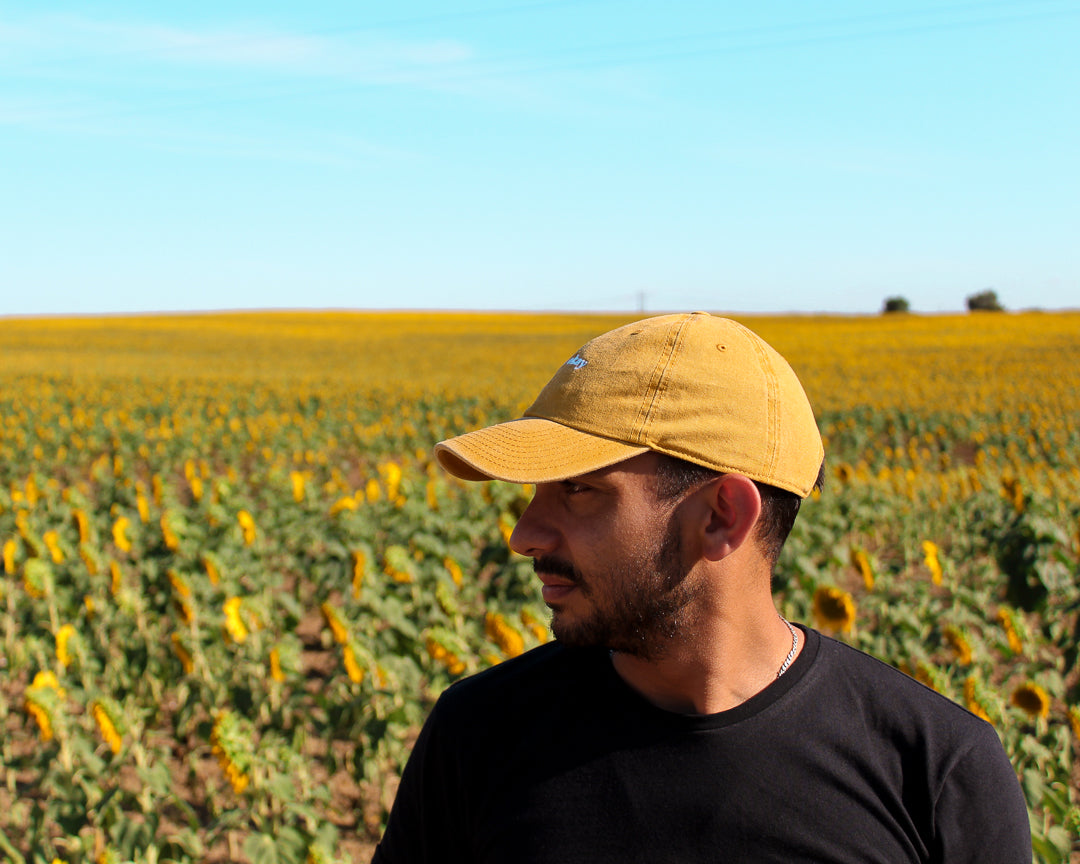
[2,13,473,78]
[81,18,326,67]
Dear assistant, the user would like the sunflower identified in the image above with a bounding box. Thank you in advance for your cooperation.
[55,624,77,668]
[485,612,525,659]
[996,607,1023,654]
[921,541,943,586]
[963,676,992,722]
[2,538,16,575]
[236,510,256,546]
[223,597,249,644]
[171,633,194,675]
[111,517,132,554]
[1010,682,1050,720]
[320,602,349,645]
[849,548,874,590]
[812,585,856,634]
[352,550,367,598]
[269,647,285,683]
[290,470,305,503]
[942,626,973,666]
[343,644,366,684]
[1068,706,1080,741]
[92,702,123,754]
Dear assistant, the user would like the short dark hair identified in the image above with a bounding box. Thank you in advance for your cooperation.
[653,454,825,566]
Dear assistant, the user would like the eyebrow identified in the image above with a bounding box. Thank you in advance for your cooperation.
[563,468,616,486]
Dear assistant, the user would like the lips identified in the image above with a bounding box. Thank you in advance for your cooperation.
[538,574,577,604]
[533,557,581,605]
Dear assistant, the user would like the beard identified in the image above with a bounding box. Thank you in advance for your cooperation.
[534,514,697,661]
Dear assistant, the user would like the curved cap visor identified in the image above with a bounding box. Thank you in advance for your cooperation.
[435,417,650,483]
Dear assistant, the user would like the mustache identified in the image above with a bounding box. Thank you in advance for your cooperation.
[533,555,580,582]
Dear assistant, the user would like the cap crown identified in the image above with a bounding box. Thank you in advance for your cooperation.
[525,312,823,496]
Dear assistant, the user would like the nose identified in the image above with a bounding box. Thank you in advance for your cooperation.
[509,487,559,558]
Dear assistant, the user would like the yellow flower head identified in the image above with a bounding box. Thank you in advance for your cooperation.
[236,510,256,546]
[1068,706,1080,741]
[173,595,193,625]
[1000,475,1025,513]
[160,513,180,551]
[25,671,66,743]
[92,702,123,754]
[2,538,16,575]
[849,547,874,590]
[329,496,358,516]
[136,486,151,523]
[520,608,550,643]
[109,560,123,596]
[269,647,285,683]
[380,461,402,501]
[996,607,1023,654]
[223,597,249,644]
[343,644,366,684]
[812,585,856,633]
[942,625,972,666]
[211,710,251,795]
[55,624,77,668]
[26,700,54,742]
[112,517,132,553]
[44,530,64,564]
[443,557,463,587]
[485,611,525,659]
[31,669,65,695]
[73,509,91,544]
[382,544,414,584]
[1010,682,1050,720]
[351,550,366,599]
[921,540,943,586]
[320,602,349,645]
[425,634,466,676]
[290,470,306,503]
[203,555,221,585]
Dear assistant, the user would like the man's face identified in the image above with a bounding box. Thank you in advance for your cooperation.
[508,452,701,660]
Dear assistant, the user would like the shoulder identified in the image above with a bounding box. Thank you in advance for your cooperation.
[807,630,1001,742]
[800,631,1030,859]
[436,641,607,718]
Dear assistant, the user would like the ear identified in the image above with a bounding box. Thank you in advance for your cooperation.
[697,474,762,562]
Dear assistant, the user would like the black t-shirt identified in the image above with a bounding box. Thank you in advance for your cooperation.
[373,627,1031,863]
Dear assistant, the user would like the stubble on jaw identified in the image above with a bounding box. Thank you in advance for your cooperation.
[533,514,699,662]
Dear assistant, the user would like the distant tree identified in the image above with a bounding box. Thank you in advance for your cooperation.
[967,289,1004,312]
[882,296,910,314]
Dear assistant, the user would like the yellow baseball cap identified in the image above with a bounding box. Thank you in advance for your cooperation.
[434,312,824,497]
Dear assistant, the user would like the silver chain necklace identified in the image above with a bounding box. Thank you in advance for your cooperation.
[608,616,800,679]
[776,615,799,678]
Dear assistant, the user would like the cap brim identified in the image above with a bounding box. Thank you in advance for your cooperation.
[434,418,650,483]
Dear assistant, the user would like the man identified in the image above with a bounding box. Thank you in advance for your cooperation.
[373,312,1030,863]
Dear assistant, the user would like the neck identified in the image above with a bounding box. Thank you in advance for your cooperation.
[609,601,801,715]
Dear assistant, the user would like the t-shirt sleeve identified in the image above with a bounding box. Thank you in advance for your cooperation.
[370,695,466,864]
[931,720,1031,863]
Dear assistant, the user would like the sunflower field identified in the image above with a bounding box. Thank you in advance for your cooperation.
[1,310,1078,863]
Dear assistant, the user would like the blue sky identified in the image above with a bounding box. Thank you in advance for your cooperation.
[2,1,1078,316]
